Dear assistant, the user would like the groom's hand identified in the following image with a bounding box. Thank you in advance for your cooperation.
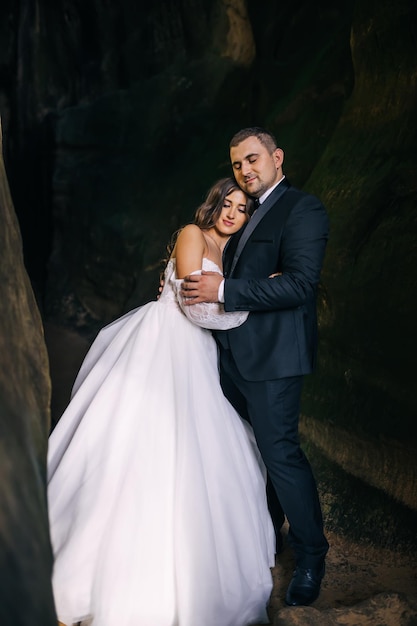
[181,271,223,304]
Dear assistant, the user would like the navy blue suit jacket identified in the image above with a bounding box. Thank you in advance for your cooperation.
[214,179,329,381]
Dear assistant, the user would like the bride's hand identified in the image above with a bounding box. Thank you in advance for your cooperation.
[268,272,282,278]
[157,278,165,300]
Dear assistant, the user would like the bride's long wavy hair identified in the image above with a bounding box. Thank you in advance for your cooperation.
[163,177,253,266]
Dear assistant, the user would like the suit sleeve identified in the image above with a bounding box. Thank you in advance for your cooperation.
[223,196,329,312]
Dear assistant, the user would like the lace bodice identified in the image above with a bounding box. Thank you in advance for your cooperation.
[159,258,249,330]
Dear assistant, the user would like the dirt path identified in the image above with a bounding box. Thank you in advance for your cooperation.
[265,526,417,625]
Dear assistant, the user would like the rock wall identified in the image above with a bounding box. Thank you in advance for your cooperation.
[0,119,56,624]
[301,0,417,543]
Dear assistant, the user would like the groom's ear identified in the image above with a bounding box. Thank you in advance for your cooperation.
[273,148,284,170]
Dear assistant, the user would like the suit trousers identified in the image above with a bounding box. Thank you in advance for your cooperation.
[219,346,329,569]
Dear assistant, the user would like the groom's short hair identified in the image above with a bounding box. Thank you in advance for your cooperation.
[230,127,278,154]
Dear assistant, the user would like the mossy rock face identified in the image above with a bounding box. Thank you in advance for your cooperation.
[302,437,417,552]
[0,121,56,624]
[301,0,417,524]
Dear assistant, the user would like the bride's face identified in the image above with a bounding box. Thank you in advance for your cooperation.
[215,189,249,236]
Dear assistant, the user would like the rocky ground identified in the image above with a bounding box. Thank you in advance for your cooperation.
[266,525,417,625]
[45,323,417,626]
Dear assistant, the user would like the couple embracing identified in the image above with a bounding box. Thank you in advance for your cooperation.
[48,126,329,626]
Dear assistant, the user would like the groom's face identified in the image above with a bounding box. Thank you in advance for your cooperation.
[230,136,283,198]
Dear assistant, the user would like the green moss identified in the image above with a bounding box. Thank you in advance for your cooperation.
[303,439,417,551]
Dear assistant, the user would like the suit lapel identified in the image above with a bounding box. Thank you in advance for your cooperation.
[228,179,290,276]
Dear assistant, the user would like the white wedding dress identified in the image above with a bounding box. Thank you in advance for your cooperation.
[47,258,275,626]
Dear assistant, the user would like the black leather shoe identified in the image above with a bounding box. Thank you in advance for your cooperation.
[285,564,325,606]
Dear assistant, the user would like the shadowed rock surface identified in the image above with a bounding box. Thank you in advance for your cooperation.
[0,119,56,624]
[301,0,417,535]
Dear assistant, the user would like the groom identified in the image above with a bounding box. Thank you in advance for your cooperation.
[181,127,329,606]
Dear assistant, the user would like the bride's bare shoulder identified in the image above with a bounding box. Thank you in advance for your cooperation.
[171,224,205,258]
[175,224,206,248]
[178,223,204,237]
[174,224,207,277]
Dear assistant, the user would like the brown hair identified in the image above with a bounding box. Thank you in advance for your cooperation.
[162,177,253,273]
[230,126,278,154]
[194,177,254,229]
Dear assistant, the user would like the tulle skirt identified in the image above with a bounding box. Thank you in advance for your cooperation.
[47,296,275,626]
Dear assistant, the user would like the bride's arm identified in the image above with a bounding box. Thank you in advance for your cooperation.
[172,224,249,330]
[175,273,281,330]
[172,277,249,330]
[174,224,207,277]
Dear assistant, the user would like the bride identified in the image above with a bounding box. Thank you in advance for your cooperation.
[47,177,275,626]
